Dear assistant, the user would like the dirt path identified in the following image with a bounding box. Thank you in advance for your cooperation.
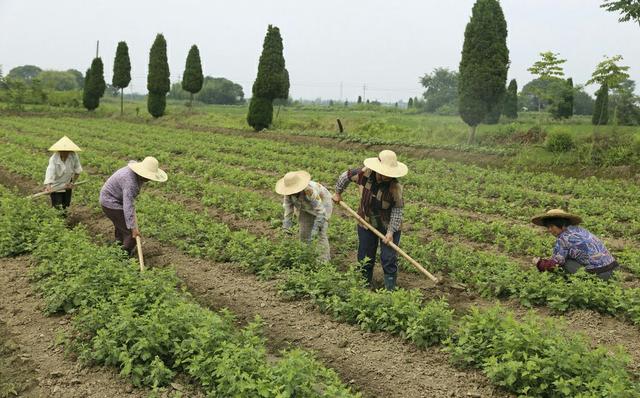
[0,257,149,398]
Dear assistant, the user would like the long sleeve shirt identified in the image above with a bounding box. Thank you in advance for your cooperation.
[43,152,82,186]
[283,181,333,234]
[550,225,615,271]
[335,167,403,234]
[99,166,141,230]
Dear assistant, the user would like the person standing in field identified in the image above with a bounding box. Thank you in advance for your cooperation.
[532,209,619,280]
[276,171,333,262]
[43,136,83,213]
[100,157,167,255]
[332,150,407,291]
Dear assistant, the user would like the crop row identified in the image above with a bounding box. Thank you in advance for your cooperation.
[0,186,360,397]
[4,183,640,397]
[2,123,640,327]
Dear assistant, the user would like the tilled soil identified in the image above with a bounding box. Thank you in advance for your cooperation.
[0,257,148,398]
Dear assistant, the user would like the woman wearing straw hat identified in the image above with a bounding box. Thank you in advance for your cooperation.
[43,136,83,212]
[100,157,167,256]
[276,171,333,262]
[531,209,619,280]
[333,150,407,290]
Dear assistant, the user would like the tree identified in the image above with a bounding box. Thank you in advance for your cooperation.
[601,0,640,24]
[7,65,42,81]
[147,33,170,118]
[247,25,289,131]
[37,70,80,91]
[527,52,566,112]
[182,44,204,108]
[67,69,84,89]
[112,41,132,116]
[503,79,518,118]
[587,55,630,124]
[246,97,273,131]
[458,0,509,144]
[549,78,574,120]
[82,58,106,111]
[593,83,609,125]
[408,97,414,108]
[357,95,362,104]
[609,79,640,125]
[420,67,458,113]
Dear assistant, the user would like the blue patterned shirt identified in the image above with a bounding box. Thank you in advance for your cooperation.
[552,226,615,270]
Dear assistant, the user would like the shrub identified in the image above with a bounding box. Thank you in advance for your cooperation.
[545,131,574,153]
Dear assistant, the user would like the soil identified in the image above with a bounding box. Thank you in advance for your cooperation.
[0,257,149,398]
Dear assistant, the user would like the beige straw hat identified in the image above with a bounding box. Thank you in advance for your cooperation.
[531,208,582,226]
[128,157,168,182]
[275,171,311,195]
[49,136,82,152]
[363,150,408,178]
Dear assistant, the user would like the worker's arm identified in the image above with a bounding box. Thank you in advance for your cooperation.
[384,183,404,244]
[536,238,568,272]
[306,188,328,239]
[333,167,362,203]
[122,183,140,235]
[283,195,294,229]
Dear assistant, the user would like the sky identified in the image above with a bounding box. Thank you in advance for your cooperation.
[0,0,638,102]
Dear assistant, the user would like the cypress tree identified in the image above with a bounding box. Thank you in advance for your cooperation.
[592,83,609,125]
[182,44,204,108]
[357,95,362,104]
[112,41,131,116]
[458,0,509,144]
[503,79,518,118]
[485,101,502,124]
[408,97,413,108]
[555,77,574,119]
[247,25,289,131]
[82,58,106,111]
[246,97,273,131]
[147,33,170,118]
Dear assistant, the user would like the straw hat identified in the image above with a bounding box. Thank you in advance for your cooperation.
[531,208,582,226]
[128,157,168,182]
[49,136,82,152]
[275,171,311,195]
[363,150,408,178]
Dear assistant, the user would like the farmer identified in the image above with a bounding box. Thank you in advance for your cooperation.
[100,157,167,255]
[333,150,407,291]
[532,209,619,280]
[43,136,83,212]
[276,171,333,262]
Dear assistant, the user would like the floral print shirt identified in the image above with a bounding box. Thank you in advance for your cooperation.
[552,225,615,270]
[283,181,333,233]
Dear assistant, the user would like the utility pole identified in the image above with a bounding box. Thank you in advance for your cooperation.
[95,40,99,58]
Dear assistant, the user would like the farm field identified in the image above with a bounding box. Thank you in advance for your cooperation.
[1,110,640,397]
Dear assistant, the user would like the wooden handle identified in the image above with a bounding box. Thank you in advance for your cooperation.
[29,180,89,199]
[338,200,438,283]
[134,213,144,272]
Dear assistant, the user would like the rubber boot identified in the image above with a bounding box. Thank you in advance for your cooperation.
[362,266,373,289]
[383,273,397,291]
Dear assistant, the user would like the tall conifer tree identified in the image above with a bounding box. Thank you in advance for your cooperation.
[182,45,204,108]
[82,58,106,111]
[503,79,518,118]
[112,41,131,116]
[147,33,170,118]
[593,83,609,125]
[458,0,509,143]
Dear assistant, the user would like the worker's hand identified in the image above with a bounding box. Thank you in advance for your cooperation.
[532,257,541,266]
[332,192,342,204]
[382,231,394,245]
[44,185,52,193]
[65,182,74,189]
[132,228,141,239]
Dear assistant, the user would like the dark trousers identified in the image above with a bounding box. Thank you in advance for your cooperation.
[101,206,135,254]
[563,259,618,281]
[357,225,401,275]
[50,189,72,210]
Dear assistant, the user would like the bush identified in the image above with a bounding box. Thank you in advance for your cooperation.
[545,132,574,153]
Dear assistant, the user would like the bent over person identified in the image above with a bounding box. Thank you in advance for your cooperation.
[43,136,83,212]
[532,209,619,280]
[100,157,167,255]
[333,150,407,291]
[276,171,332,262]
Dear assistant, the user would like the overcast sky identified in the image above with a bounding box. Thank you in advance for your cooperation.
[1,0,638,102]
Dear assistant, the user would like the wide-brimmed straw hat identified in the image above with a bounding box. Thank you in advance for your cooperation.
[363,150,408,178]
[128,157,168,182]
[531,208,582,226]
[275,171,311,195]
[49,136,82,152]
